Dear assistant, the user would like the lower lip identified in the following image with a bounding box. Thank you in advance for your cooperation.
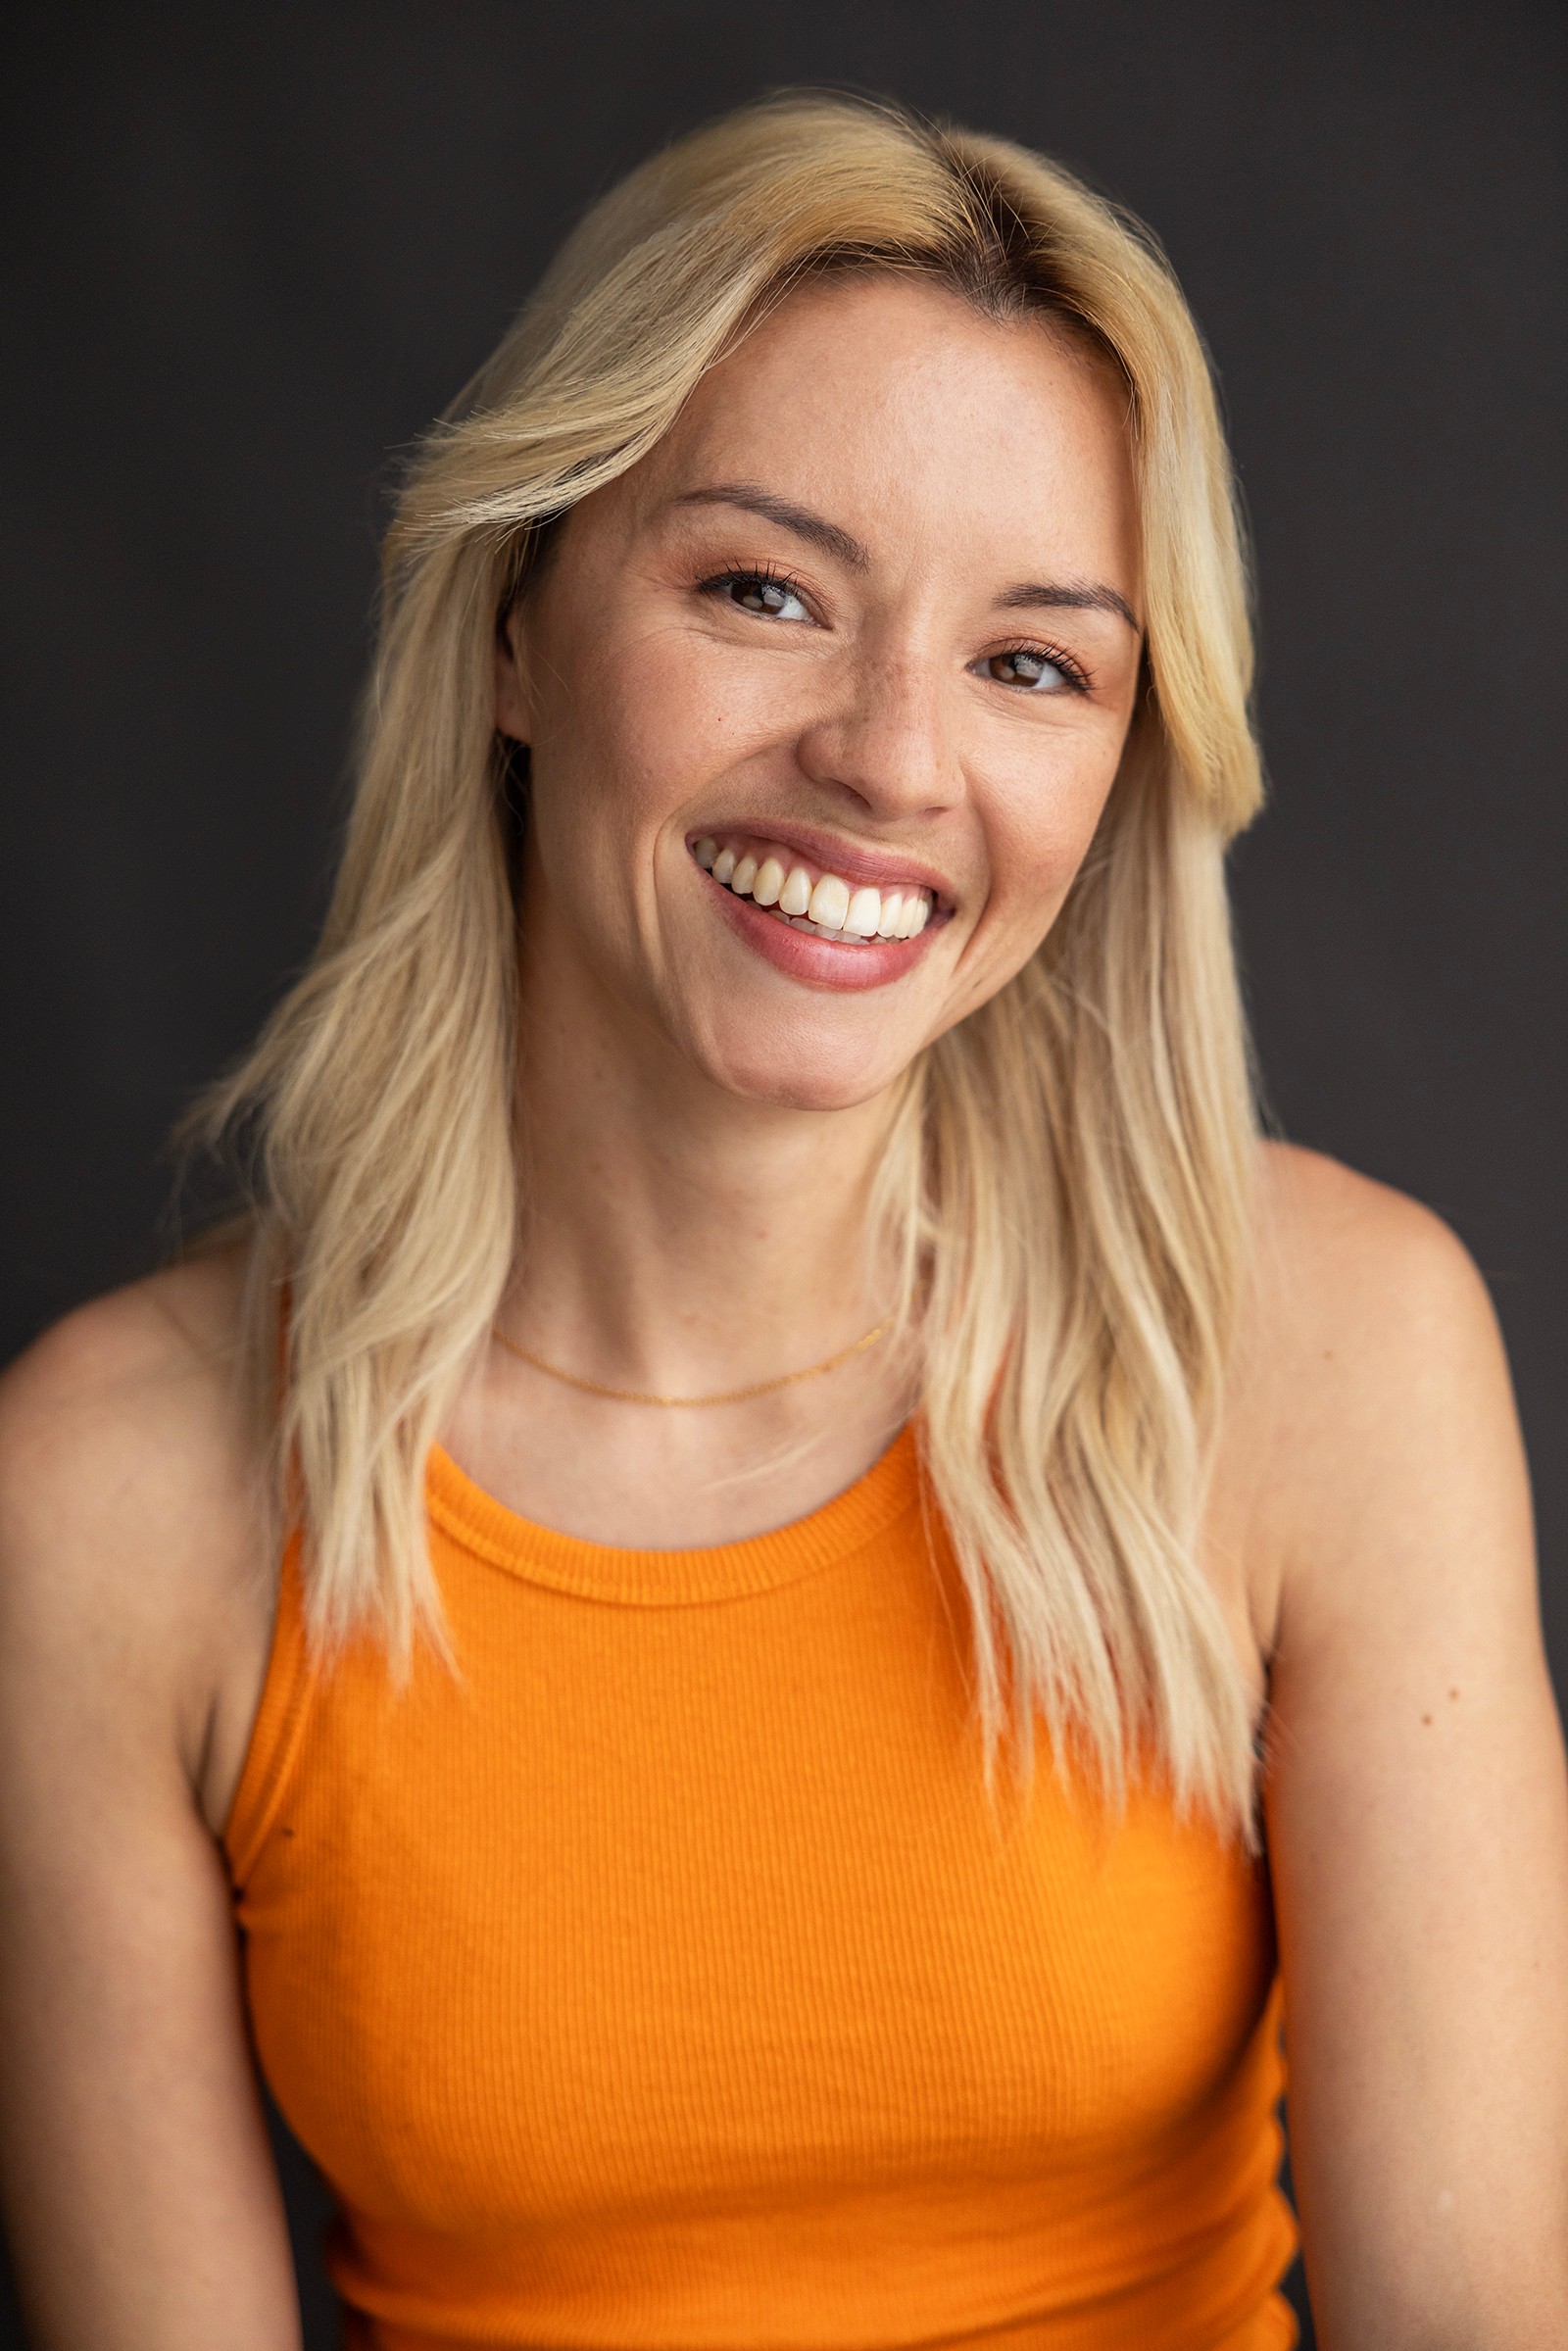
[704,869,943,992]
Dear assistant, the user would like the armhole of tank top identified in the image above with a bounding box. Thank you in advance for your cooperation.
[222,1528,316,1891]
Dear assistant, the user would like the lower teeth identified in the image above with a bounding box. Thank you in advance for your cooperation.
[776,910,874,945]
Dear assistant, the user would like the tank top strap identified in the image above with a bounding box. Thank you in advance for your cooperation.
[223,1530,315,1891]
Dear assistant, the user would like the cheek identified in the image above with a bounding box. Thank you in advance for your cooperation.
[525,623,786,988]
[536,623,770,847]
[982,731,1123,935]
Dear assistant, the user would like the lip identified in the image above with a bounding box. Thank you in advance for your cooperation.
[705,866,945,993]
[685,818,956,908]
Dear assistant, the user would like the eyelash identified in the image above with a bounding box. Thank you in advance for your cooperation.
[696,563,1095,696]
[990,641,1094,696]
[698,560,807,609]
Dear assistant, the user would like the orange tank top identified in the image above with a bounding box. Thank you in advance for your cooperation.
[225,1424,1297,2349]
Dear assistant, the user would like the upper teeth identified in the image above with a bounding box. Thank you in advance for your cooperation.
[694,837,933,942]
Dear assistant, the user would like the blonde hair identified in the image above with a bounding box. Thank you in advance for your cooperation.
[199,93,1264,1830]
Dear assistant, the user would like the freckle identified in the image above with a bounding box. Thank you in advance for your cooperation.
[1448,1688,1460,1700]
[1421,1714,1432,1726]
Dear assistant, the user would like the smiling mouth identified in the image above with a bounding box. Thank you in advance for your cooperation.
[692,834,937,947]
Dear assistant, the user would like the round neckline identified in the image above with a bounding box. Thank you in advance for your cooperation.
[425,1421,922,1607]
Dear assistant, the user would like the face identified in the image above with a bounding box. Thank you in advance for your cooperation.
[497,273,1144,1112]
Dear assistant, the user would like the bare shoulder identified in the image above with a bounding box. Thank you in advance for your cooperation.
[0,1240,265,1583]
[1246,1139,1506,1438]
[1228,1142,1527,1650]
[1246,1195,1568,2339]
[1251,1137,1494,1344]
[0,1246,304,2341]
[0,1241,274,1827]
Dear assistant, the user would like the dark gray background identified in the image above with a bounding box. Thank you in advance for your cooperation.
[4,3,1565,2343]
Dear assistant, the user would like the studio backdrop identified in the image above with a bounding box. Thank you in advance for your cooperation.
[3,7,1564,2348]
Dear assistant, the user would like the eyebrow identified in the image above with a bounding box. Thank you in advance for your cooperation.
[670,482,870,570]
[998,579,1142,637]
[670,479,1141,636]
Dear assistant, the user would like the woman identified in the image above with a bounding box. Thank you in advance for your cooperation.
[0,91,1563,2351]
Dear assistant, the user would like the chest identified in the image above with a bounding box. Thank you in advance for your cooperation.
[235,1522,1277,2238]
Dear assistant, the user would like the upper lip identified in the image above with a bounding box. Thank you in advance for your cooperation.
[688,819,956,906]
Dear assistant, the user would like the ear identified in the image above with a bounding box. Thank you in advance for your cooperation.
[494,603,531,744]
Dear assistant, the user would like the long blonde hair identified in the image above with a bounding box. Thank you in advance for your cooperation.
[199,94,1265,1831]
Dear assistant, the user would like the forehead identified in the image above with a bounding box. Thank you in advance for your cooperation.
[625,272,1139,582]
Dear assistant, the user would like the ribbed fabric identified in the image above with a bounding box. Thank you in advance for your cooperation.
[226,1424,1297,2349]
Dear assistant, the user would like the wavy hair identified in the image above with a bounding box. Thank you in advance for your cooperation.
[197,93,1265,1832]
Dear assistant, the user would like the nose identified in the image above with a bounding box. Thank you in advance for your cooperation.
[793,649,963,822]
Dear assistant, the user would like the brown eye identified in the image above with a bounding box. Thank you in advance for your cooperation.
[983,648,1070,691]
[718,572,810,621]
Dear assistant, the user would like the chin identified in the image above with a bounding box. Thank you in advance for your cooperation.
[689,1014,918,1115]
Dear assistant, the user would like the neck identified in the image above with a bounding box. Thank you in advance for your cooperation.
[505,930,902,1397]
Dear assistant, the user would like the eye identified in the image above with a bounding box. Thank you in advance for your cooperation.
[703,567,812,623]
[978,646,1088,694]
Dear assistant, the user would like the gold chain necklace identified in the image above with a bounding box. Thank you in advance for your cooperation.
[491,1316,891,1407]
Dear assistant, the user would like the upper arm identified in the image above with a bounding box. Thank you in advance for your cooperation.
[1252,1149,1568,2347]
[0,1275,300,2349]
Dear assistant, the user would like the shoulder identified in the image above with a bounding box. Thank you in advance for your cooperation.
[1246,1139,1503,1431]
[0,1241,265,1572]
[1251,1158,1568,2323]
[1250,1137,1492,1337]
[1228,1142,1524,1646]
[0,1242,274,1815]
